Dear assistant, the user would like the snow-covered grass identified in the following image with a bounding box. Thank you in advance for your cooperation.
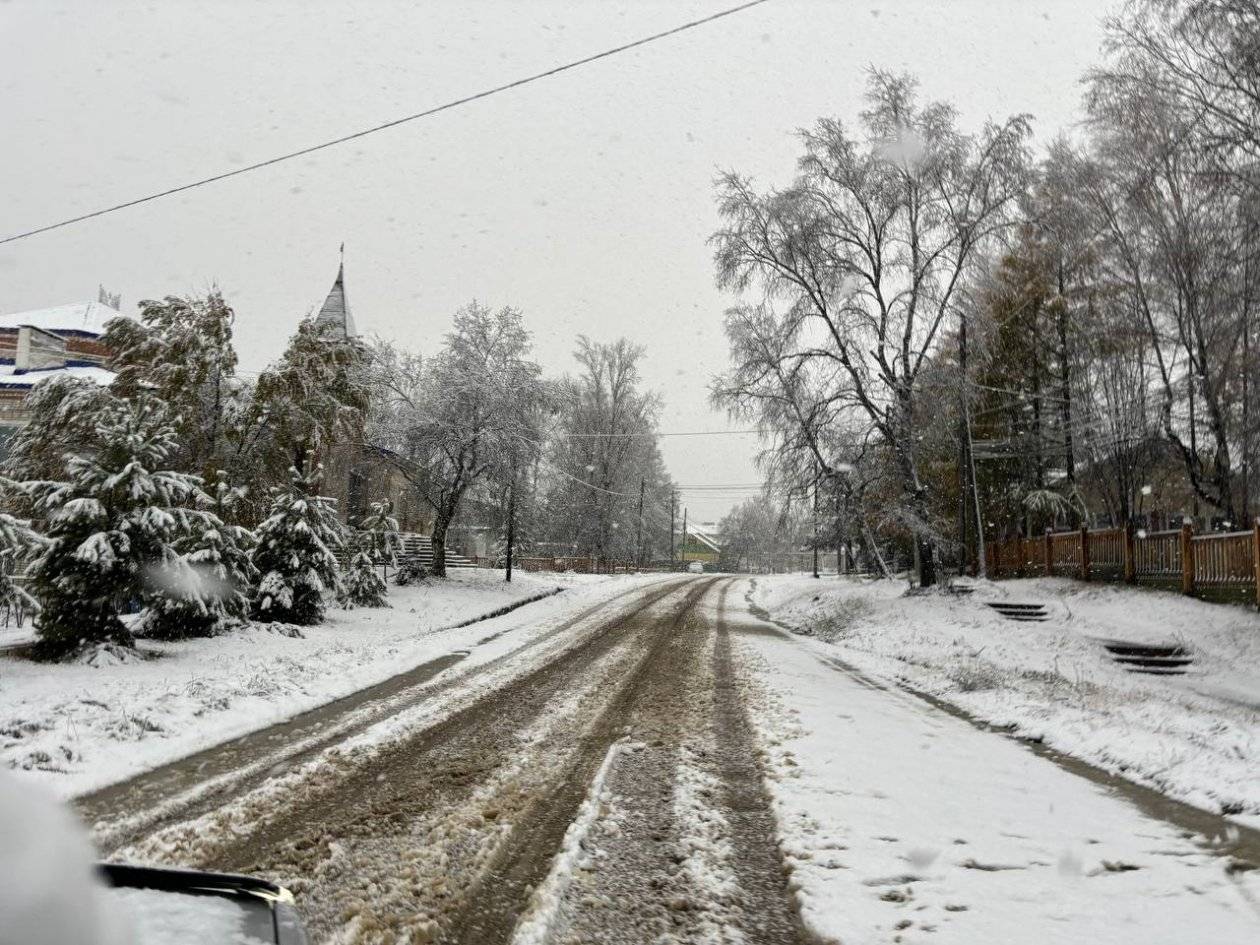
[0,569,644,799]
[751,573,1260,824]
[731,606,1260,944]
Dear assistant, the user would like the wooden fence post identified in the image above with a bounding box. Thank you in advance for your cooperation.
[1123,522,1136,584]
[1044,529,1053,576]
[1180,521,1195,596]
[1079,525,1090,581]
[1253,519,1260,609]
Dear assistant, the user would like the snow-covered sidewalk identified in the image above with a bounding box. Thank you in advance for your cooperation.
[0,570,657,799]
[751,574,1260,826]
[728,587,1260,944]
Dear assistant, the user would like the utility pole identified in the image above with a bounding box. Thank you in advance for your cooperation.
[958,306,971,575]
[669,489,676,568]
[505,457,517,583]
[834,473,845,576]
[812,464,820,579]
[636,478,645,567]
[681,507,688,568]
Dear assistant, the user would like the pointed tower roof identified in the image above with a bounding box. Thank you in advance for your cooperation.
[314,255,357,339]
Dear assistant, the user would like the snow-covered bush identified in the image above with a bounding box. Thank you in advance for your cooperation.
[20,398,219,660]
[250,465,344,625]
[394,558,427,586]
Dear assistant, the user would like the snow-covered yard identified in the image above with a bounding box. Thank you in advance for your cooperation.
[730,595,1260,945]
[0,569,646,799]
[750,573,1260,826]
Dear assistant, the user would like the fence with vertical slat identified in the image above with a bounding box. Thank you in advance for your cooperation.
[1134,529,1181,583]
[986,521,1260,608]
[1192,531,1254,587]
[1049,532,1080,574]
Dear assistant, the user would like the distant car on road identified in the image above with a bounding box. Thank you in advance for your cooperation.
[687,561,704,573]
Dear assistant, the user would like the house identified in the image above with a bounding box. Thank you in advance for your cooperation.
[679,522,722,565]
[0,301,120,451]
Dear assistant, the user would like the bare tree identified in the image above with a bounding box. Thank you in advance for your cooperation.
[1082,72,1252,522]
[367,303,545,576]
[712,70,1031,585]
[541,337,672,561]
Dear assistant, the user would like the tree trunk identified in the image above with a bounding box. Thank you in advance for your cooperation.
[913,486,937,588]
[431,512,450,578]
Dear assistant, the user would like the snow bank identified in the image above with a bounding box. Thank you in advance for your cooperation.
[0,569,630,799]
[751,574,1260,822]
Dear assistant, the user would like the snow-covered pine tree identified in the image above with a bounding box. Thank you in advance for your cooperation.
[22,398,213,660]
[1,377,115,483]
[0,509,44,620]
[339,498,397,607]
[340,544,388,608]
[358,499,401,566]
[141,475,258,641]
[103,291,243,483]
[250,465,345,625]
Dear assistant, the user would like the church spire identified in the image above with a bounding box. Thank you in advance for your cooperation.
[314,244,356,339]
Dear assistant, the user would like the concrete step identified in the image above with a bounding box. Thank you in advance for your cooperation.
[985,602,1050,622]
[1099,639,1194,676]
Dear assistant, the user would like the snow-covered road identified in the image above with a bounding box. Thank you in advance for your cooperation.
[10,574,1260,944]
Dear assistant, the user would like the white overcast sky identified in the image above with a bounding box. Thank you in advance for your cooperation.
[0,0,1109,521]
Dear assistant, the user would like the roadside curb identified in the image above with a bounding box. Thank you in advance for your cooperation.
[445,585,565,630]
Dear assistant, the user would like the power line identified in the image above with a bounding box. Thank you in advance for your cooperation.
[0,0,773,247]
[559,428,761,438]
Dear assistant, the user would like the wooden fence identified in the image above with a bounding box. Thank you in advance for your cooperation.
[466,555,641,575]
[987,521,1260,606]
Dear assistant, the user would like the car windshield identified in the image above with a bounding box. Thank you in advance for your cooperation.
[2,3,1259,944]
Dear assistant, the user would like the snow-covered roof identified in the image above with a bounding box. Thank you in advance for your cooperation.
[0,301,124,336]
[685,524,722,552]
[0,364,116,389]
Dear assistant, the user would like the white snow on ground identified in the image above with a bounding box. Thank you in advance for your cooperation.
[752,574,1260,824]
[0,569,657,799]
[729,590,1260,944]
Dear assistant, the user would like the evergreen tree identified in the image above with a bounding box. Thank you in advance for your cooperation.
[21,398,213,660]
[252,319,370,480]
[1,377,115,483]
[0,509,44,618]
[250,465,344,624]
[141,475,257,640]
[340,545,388,608]
[358,499,401,565]
[103,291,243,482]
